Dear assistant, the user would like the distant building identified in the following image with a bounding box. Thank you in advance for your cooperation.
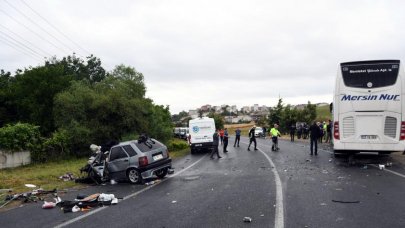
[231,105,237,113]
[189,110,198,119]
[213,106,221,111]
[200,104,211,112]
[241,115,253,122]
[253,104,259,112]
[242,106,251,113]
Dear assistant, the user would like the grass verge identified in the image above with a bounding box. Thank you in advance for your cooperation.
[169,148,190,159]
[0,158,88,209]
[0,158,88,193]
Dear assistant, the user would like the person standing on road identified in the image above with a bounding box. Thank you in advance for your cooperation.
[247,125,258,151]
[325,120,332,143]
[210,129,222,159]
[234,127,241,147]
[309,121,321,155]
[318,122,324,143]
[219,129,224,145]
[289,123,296,142]
[270,124,281,151]
[262,126,267,138]
[223,128,229,153]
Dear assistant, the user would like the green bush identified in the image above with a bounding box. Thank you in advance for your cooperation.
[0,123,42,152]
[42,129,71,160]
[167,139,189,152]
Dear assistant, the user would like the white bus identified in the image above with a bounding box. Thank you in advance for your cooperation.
[333,60,405,155]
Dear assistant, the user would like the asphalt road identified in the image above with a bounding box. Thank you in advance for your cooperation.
[1,136,405,228]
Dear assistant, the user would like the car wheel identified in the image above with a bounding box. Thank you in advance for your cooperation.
[155,168,168,179]
[89,169,101,184]
[127,168,142,184]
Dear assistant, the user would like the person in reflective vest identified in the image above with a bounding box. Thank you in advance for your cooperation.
[270,124,281,151]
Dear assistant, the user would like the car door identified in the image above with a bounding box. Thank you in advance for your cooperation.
[107,146,130,180]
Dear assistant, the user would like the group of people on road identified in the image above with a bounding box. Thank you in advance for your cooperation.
[210,124,281,159]
[210,128,229,159]
[307,120,332,155]
[211,119,333,159]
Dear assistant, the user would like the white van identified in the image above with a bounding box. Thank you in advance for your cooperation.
[188,117,216,154]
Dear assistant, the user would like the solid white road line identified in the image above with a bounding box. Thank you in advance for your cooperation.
[241,141,284,228]
[54,154,207,228]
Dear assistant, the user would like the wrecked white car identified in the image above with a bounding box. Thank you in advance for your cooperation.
[84,136,172,184]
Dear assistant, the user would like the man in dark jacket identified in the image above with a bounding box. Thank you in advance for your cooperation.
[290,124,296,142]
[210,130,222,159]
[223,128,229,153]
[247,125,257,151]
[234,127,241,147]
[309,122,320,155]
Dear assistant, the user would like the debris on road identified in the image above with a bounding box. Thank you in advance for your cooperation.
[361,165,368,169]
[243,217,252,223]
[386,162,392,167]
[59,173,75,181]
[24,184,37,188]
[42,201,56,209]
[1,187,58,209]
[171,200,177,204]
[378,164,385,170]
[329,159,333,162]
[320,203,327,206]
[58,192,120,213]
[332,199,360,204]
[306,159,311,162]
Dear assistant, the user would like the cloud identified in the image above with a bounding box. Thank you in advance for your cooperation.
[1,0,405,113]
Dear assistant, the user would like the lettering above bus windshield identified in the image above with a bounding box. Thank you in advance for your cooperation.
[341,94,400,101]
[341,62,399,88]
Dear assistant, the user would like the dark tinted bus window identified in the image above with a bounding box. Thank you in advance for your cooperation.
[110,147,128,161]
[136,140,164,152]
[123,145,137,157]
[341,61,399,88]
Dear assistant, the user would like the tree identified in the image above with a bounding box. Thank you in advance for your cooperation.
[268,98,284,126]
[53,54,106,83]
[300,101,317,124]
[0,70,13,127]
[208,112,224,130]
[54,65,173,153]
[280,104,298,133]
[0,55,107,135]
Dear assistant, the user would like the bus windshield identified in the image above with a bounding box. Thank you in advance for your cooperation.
[341,60,400,88]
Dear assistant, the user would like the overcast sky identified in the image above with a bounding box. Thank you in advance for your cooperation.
[1,0,405,113]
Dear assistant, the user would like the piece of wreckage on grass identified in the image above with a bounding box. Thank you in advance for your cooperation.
[77,135,174,185]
